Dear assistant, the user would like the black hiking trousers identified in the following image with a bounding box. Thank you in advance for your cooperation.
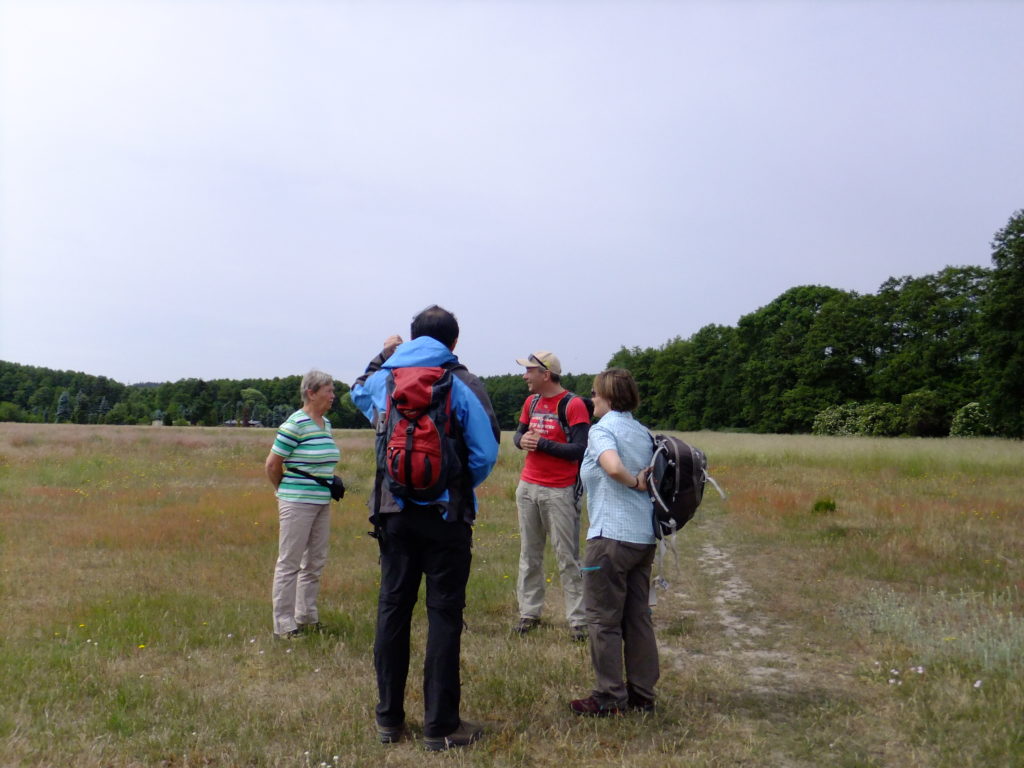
[374,509,472,738]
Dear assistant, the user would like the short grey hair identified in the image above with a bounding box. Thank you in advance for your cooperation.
[300,370,334,404]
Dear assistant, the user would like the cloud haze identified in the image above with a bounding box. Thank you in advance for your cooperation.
[2,0,1021,385]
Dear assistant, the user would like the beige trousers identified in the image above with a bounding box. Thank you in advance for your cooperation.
[515,480,585,626]
[272,499,331,635]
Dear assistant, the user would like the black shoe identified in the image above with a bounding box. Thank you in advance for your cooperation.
[377,722,410,744]
[627,695,656,713]
[513,617,540,635]
[299,621,325,635]
[274,629,302,640]
[423,720,484,752]
[570,624,588,642]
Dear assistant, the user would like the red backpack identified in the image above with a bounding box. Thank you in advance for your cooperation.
[376,365,461,502]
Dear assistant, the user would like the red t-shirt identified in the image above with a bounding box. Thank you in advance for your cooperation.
[519,392,591,488]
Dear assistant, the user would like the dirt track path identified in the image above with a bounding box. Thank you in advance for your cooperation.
[654,518,804,692]
[649,517,887,767]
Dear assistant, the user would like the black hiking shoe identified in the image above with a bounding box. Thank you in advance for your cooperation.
[513,617,540,635]
[377,721,410,744]
[423,720,484,752]
[627,694,656,713]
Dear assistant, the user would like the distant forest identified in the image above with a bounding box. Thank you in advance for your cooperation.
[2,211,1021,438]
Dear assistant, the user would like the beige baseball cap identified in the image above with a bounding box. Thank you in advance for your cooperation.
[515,351,562,375]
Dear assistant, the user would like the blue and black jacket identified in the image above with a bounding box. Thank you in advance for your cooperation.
[350,335,500,523]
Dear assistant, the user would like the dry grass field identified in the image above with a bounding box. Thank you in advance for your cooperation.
[0,423,1021,767]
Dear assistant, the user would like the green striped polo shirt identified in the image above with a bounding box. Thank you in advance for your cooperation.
[271,410,341,503]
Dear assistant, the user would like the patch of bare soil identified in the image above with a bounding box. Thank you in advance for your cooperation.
[649,518,889,766]
[654,521,806,692]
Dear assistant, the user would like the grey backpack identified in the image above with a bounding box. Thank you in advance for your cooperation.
[647,434,724,539]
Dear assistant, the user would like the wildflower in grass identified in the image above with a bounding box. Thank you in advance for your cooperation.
[974,680,983,689]
[138,644,146,649]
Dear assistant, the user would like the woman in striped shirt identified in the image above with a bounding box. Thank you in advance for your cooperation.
[265,370,341,638]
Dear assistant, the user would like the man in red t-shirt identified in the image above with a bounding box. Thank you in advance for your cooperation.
[512,350,591,640]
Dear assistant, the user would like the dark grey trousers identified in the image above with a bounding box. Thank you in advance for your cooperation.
[582,537,659,707]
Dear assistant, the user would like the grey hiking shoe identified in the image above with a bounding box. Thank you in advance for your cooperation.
[423,720,484,752]
[513,617,540,635]
[377,721,410,744]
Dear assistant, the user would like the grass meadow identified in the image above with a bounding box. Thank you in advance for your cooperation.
[0,423,1021,767]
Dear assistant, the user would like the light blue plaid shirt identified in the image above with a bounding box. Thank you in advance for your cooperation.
[580,410,656,545]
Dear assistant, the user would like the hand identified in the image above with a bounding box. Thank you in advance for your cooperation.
[636,467,651,492]
[382,334,403,356]
[521,430,541,451]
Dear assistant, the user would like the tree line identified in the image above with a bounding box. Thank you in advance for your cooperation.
[0,361,587,433]
[2,211,1020,437]
[610,210,1023,439]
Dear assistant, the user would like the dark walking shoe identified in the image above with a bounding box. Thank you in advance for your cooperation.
[377,722,410,744]
[513,617,541,635]
[569,696,622,717]
[274,629,302,640]
[423,719,484,752]
[299,621,325,635]
[627,695,656,713]
[570,624,588,642]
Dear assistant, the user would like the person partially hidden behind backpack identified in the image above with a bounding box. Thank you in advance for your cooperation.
[512,350,592,641]
[350,305,500,752]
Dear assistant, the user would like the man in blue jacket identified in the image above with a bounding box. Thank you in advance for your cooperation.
[350,305,500,752]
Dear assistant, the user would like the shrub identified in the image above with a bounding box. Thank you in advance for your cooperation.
[0,401,31,422]
[813,402,905,437]
[812,404,859,436]
[855,402,904,437]
[950,402,992,437]
[812,496,837,514]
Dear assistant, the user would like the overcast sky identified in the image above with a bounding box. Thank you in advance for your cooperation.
[1,0,1021,386]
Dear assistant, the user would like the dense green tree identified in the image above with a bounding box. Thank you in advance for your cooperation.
[737,285,848,432]
[238,388,267,426]
[672,324,744,430]
[872,266,988,433]
[55,390,71,422]
[979,210,1024,438]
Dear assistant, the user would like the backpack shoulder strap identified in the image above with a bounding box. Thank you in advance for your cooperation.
[528,390,579,442]
[527,393,542,419]
[556,391,576,439]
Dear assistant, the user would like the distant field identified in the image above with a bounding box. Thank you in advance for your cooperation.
[0,423,1021,767]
